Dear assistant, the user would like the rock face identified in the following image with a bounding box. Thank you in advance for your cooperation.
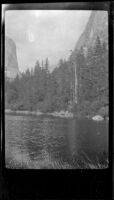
[92,115,104,121]
[5,36,20,79]
[74,11,108,53]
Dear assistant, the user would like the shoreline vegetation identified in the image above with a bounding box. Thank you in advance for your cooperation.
[6,155,108,169]
[5,109,109,121]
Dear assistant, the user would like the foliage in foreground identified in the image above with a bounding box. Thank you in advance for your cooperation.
[6,151,108,169]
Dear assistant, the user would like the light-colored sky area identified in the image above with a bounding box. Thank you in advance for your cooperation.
[5,10,91,72]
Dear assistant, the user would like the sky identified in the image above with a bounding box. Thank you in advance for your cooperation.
[5,10,91,72]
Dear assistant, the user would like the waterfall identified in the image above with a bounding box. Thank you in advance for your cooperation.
[74,63,77,104]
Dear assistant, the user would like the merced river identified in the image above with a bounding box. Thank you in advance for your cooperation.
[5,114,108,169]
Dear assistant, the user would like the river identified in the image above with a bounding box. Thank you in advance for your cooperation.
[5,113,108,169]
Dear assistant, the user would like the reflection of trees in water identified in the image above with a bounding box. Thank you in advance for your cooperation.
[24,118,53,162]
[69,119,108,155]
[41,118,70,164]
[6,115,108,169]
[64,118,108,167]
[67,119,78,154]
[47,120,71,164]
[47,135,69,162]
[17,118,44,161]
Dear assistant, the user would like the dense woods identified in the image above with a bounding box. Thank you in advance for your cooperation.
[5,37,108,117]
[76,36,108,117]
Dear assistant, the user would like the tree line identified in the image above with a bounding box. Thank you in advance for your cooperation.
[5,36,108,117]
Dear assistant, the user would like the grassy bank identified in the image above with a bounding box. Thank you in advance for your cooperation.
[6,152,108,169]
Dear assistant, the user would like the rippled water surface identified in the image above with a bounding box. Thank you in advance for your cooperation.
[5,114,108,169]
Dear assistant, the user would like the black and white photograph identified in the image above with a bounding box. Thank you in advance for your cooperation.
[5,9,109,169]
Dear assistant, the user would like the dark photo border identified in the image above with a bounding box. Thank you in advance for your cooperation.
[1,2,113,200]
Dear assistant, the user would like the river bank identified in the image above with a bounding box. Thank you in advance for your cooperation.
[5,109,74,118]
[5,109,109,120]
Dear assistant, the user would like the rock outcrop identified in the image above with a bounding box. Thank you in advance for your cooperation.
[74,11,108,52]
[5,36,20,79]
[69,10,108,61]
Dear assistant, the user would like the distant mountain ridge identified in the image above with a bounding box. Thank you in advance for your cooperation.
[5,36,20,79]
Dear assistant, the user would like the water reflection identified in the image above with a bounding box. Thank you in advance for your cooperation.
[5,114,108,169]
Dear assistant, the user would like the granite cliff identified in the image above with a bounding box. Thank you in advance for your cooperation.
[5,36,20,79]
[74,11,108,53]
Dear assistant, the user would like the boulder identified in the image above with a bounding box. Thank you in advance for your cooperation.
[92,115,104,121]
